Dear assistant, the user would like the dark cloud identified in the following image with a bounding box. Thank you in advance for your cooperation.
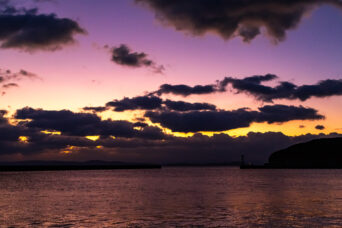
[133,122,148,128]
[0,2,85,51]
[158,74,342,102]
[163,99,216,111]
[294,79,342,101]
[110,44,164,73]
[14,107,167,140]
[146,109,256,132]
[220,75,342,102]
[299,125,305,128]
[315,125,325,130]
[0,109,6,115]
[151,83,217,97]
[146,105,324,132]
[82,106,108,113]
[219,74,278,91]
[135,0,342,43]
[105,95,217,112]
[106,96,163,112]
[1,108,163,157]
[257,105,324,124]
[15,107,114,136]
[0,126,97,156]
[149,74,278,97]
[0,109,7,124]
[136,126,166,140]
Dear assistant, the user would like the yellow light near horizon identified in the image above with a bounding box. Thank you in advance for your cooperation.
[18,136,29,143]
[41,130,61,135]
[61,145,75,154]
[158,120,333,138]
[86,135,100,141]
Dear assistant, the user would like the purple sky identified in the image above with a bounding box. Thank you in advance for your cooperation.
[1,0,342,163]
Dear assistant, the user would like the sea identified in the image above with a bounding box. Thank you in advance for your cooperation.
[1,167,342,227]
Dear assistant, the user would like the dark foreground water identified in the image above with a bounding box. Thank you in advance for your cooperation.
[1,167,342,227]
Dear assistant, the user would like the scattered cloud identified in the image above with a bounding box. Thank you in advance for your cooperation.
[110,44,165,73]
[0,1,86,51]
[0,68,40,95]
[2,82,18,89]
[149,74,342,102]
[220,75,342,102]
[0,69,40,82]
[315,125,325,130]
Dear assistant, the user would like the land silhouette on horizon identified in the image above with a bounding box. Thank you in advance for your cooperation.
[241,137,342,169]
[0,160,161,171]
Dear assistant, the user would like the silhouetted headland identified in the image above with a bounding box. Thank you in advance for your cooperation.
[0,160,161,172]
[241,137,342,169]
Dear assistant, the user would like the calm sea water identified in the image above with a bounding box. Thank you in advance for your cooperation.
[1,167,342,227]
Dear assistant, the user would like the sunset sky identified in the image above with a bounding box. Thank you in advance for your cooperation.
[1,0,342,164]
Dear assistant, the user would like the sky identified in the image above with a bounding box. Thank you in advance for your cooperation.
[1,0,342,164]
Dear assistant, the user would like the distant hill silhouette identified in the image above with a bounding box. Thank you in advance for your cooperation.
[241,137,342,169]
[268,137,342,168]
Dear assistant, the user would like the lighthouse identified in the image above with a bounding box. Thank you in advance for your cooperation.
[240,154,245,167]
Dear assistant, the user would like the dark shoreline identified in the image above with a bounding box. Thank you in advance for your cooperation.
[0,164,162,172]
[240,165,342,169]
[0,161,162,172]
[0,164,241,172]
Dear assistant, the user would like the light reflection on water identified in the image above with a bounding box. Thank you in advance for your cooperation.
[1,167,342,227]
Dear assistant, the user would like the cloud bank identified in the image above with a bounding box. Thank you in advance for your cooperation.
[146,105,324,132]
[0,109,338,164]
